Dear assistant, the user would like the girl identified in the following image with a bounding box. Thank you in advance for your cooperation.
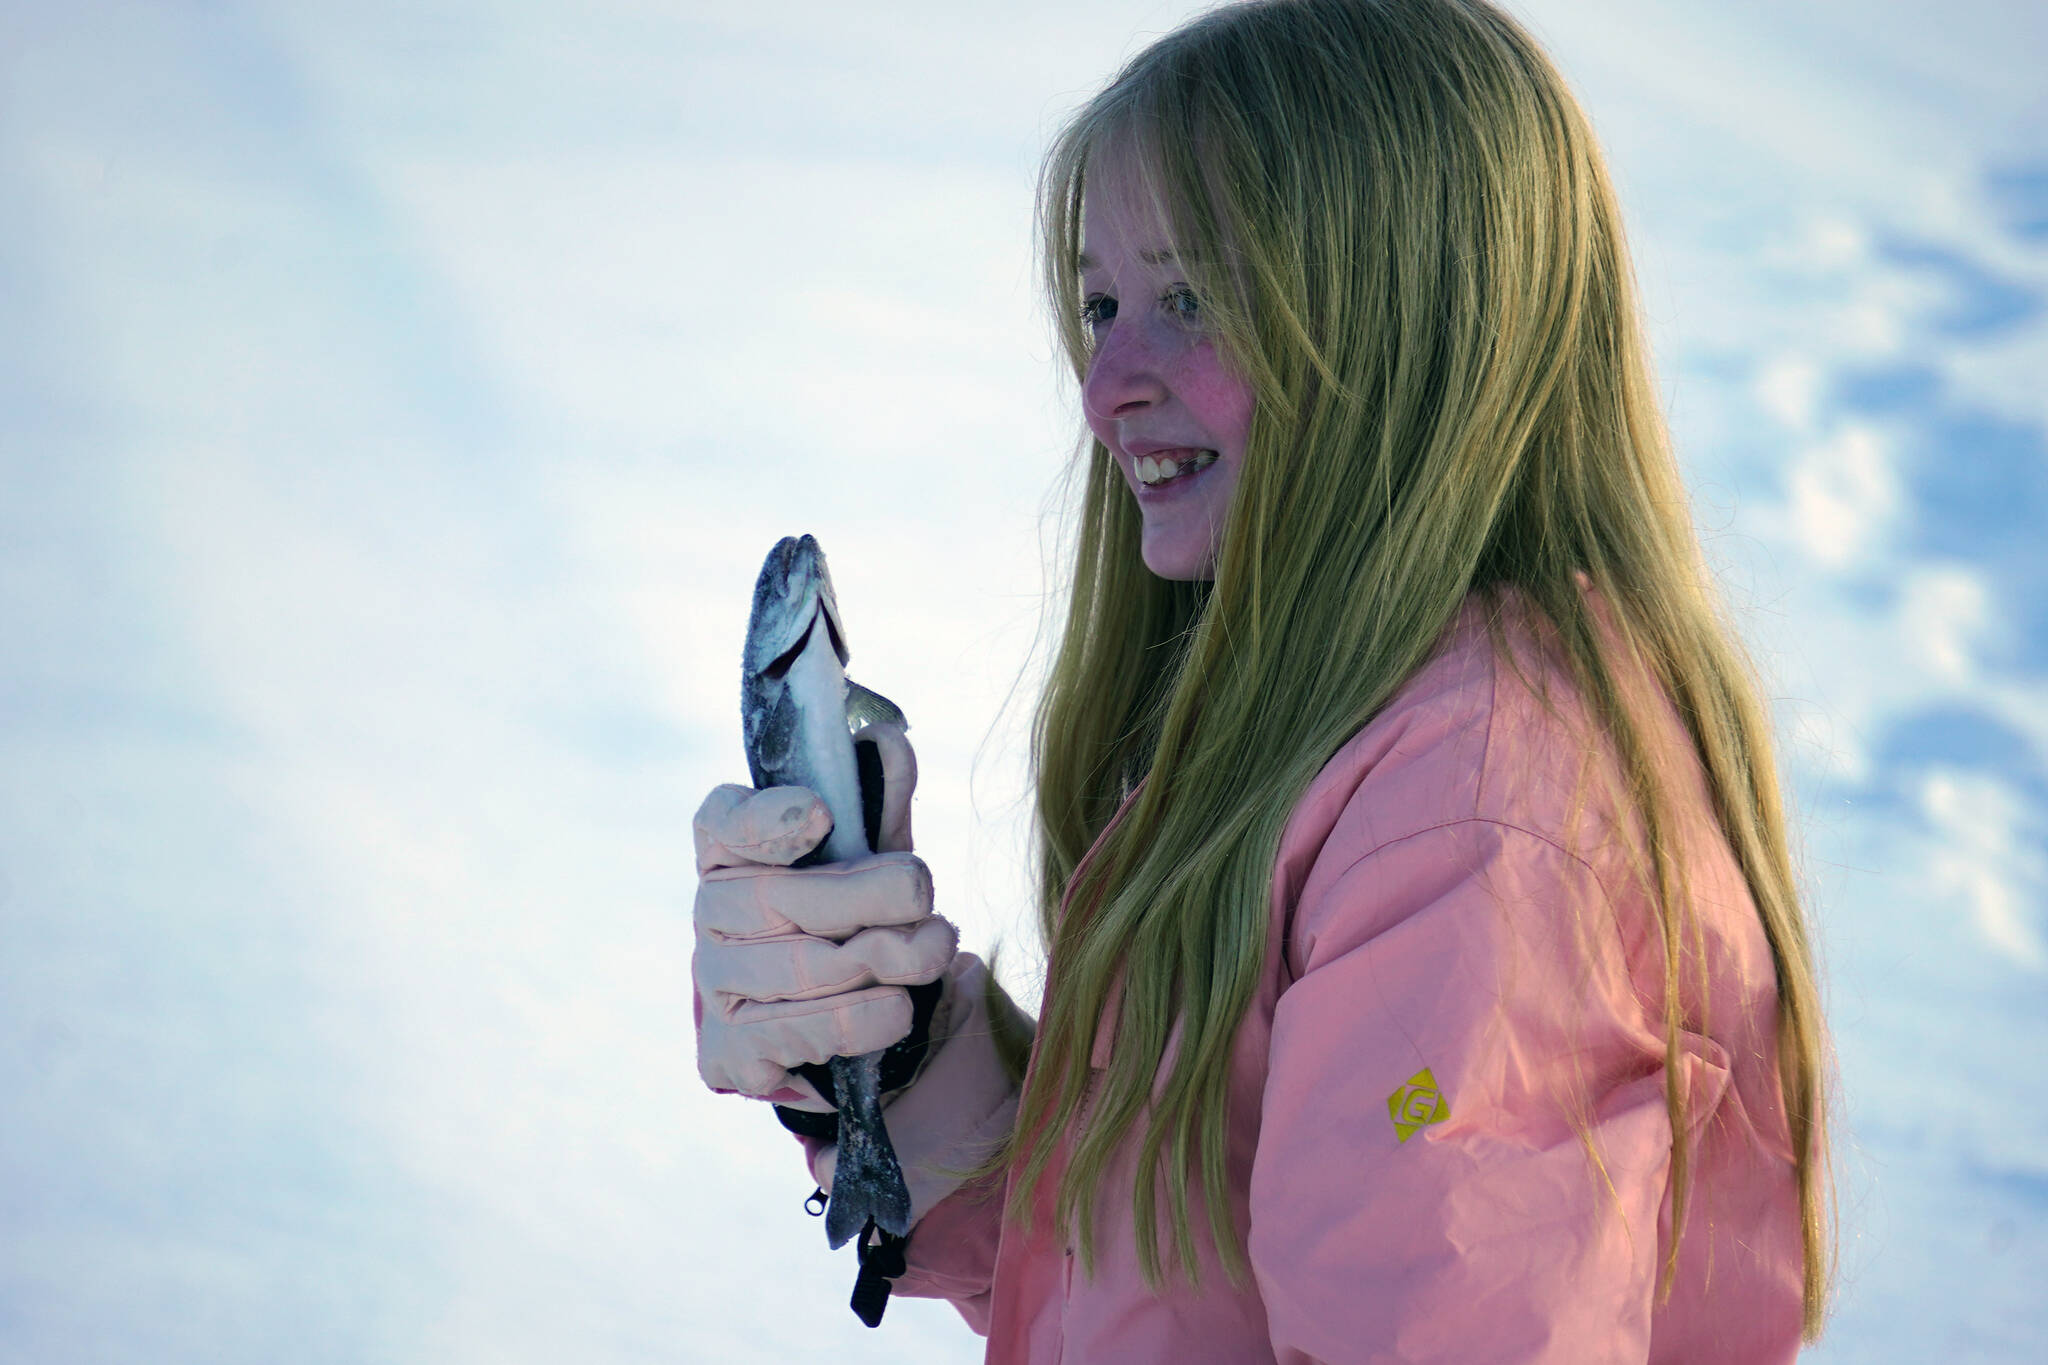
[692,0,1834,1359]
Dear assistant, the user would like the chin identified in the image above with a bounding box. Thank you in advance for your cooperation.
[1140,539,1217,581]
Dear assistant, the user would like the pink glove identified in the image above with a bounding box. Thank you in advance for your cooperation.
[693,724,957,1109]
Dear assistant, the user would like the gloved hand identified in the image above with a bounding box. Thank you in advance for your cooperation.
[692,724,958,1110]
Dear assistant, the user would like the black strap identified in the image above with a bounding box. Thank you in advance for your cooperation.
[850,1219,910,1328]
[856,737,886,852]
[793,1191,912,1328]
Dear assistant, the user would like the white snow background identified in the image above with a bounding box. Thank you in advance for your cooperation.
[2,0,2044,1360]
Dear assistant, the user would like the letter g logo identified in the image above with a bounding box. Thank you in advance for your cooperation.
[1387,1067,1451,1144]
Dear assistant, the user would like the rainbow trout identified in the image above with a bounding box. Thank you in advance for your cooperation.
[740,534,913,1250]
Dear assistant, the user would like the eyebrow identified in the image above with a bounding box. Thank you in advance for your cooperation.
[1076,248,1180,271]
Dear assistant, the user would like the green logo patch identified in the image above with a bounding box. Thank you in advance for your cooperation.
[1387,1067,1450,1143]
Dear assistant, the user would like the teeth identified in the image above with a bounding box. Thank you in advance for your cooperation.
[1136,450,1219,486]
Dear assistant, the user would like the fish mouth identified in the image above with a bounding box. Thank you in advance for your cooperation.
[746,535,849,674]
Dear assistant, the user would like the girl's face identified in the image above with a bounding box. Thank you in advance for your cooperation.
[1079,152,1255,581]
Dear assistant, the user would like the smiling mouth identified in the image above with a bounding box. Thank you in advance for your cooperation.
[1135,450,1218,487]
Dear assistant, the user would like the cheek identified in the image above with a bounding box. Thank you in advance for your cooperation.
[1174,341,1255,449]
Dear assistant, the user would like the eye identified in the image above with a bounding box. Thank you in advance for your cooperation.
[1164,285,1202,322]
[1079,293,1118,331]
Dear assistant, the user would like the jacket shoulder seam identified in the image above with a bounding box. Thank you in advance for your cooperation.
[1314,814,1603,891]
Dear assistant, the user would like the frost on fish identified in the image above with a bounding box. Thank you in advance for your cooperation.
[825,1051,913,1248]
[740,534,915,1250]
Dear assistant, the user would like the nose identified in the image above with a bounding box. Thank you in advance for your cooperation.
[1082,316,1169,423]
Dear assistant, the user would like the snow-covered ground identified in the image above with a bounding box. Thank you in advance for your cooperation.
[2,2,2042,1360]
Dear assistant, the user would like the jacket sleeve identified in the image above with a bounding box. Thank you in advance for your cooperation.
[1249,818,1699,1365]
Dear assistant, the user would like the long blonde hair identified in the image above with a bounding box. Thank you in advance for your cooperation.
[1005,0,1832,1336]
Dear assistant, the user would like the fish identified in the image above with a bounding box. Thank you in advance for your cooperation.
[741,534,914,1251]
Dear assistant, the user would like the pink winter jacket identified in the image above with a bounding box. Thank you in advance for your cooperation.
[866,588,1805,1363]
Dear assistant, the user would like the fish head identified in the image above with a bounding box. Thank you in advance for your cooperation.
[743,534,849,679]
[741,536,854,791]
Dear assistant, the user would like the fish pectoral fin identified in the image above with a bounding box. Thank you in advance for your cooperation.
[844,679,909,733]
